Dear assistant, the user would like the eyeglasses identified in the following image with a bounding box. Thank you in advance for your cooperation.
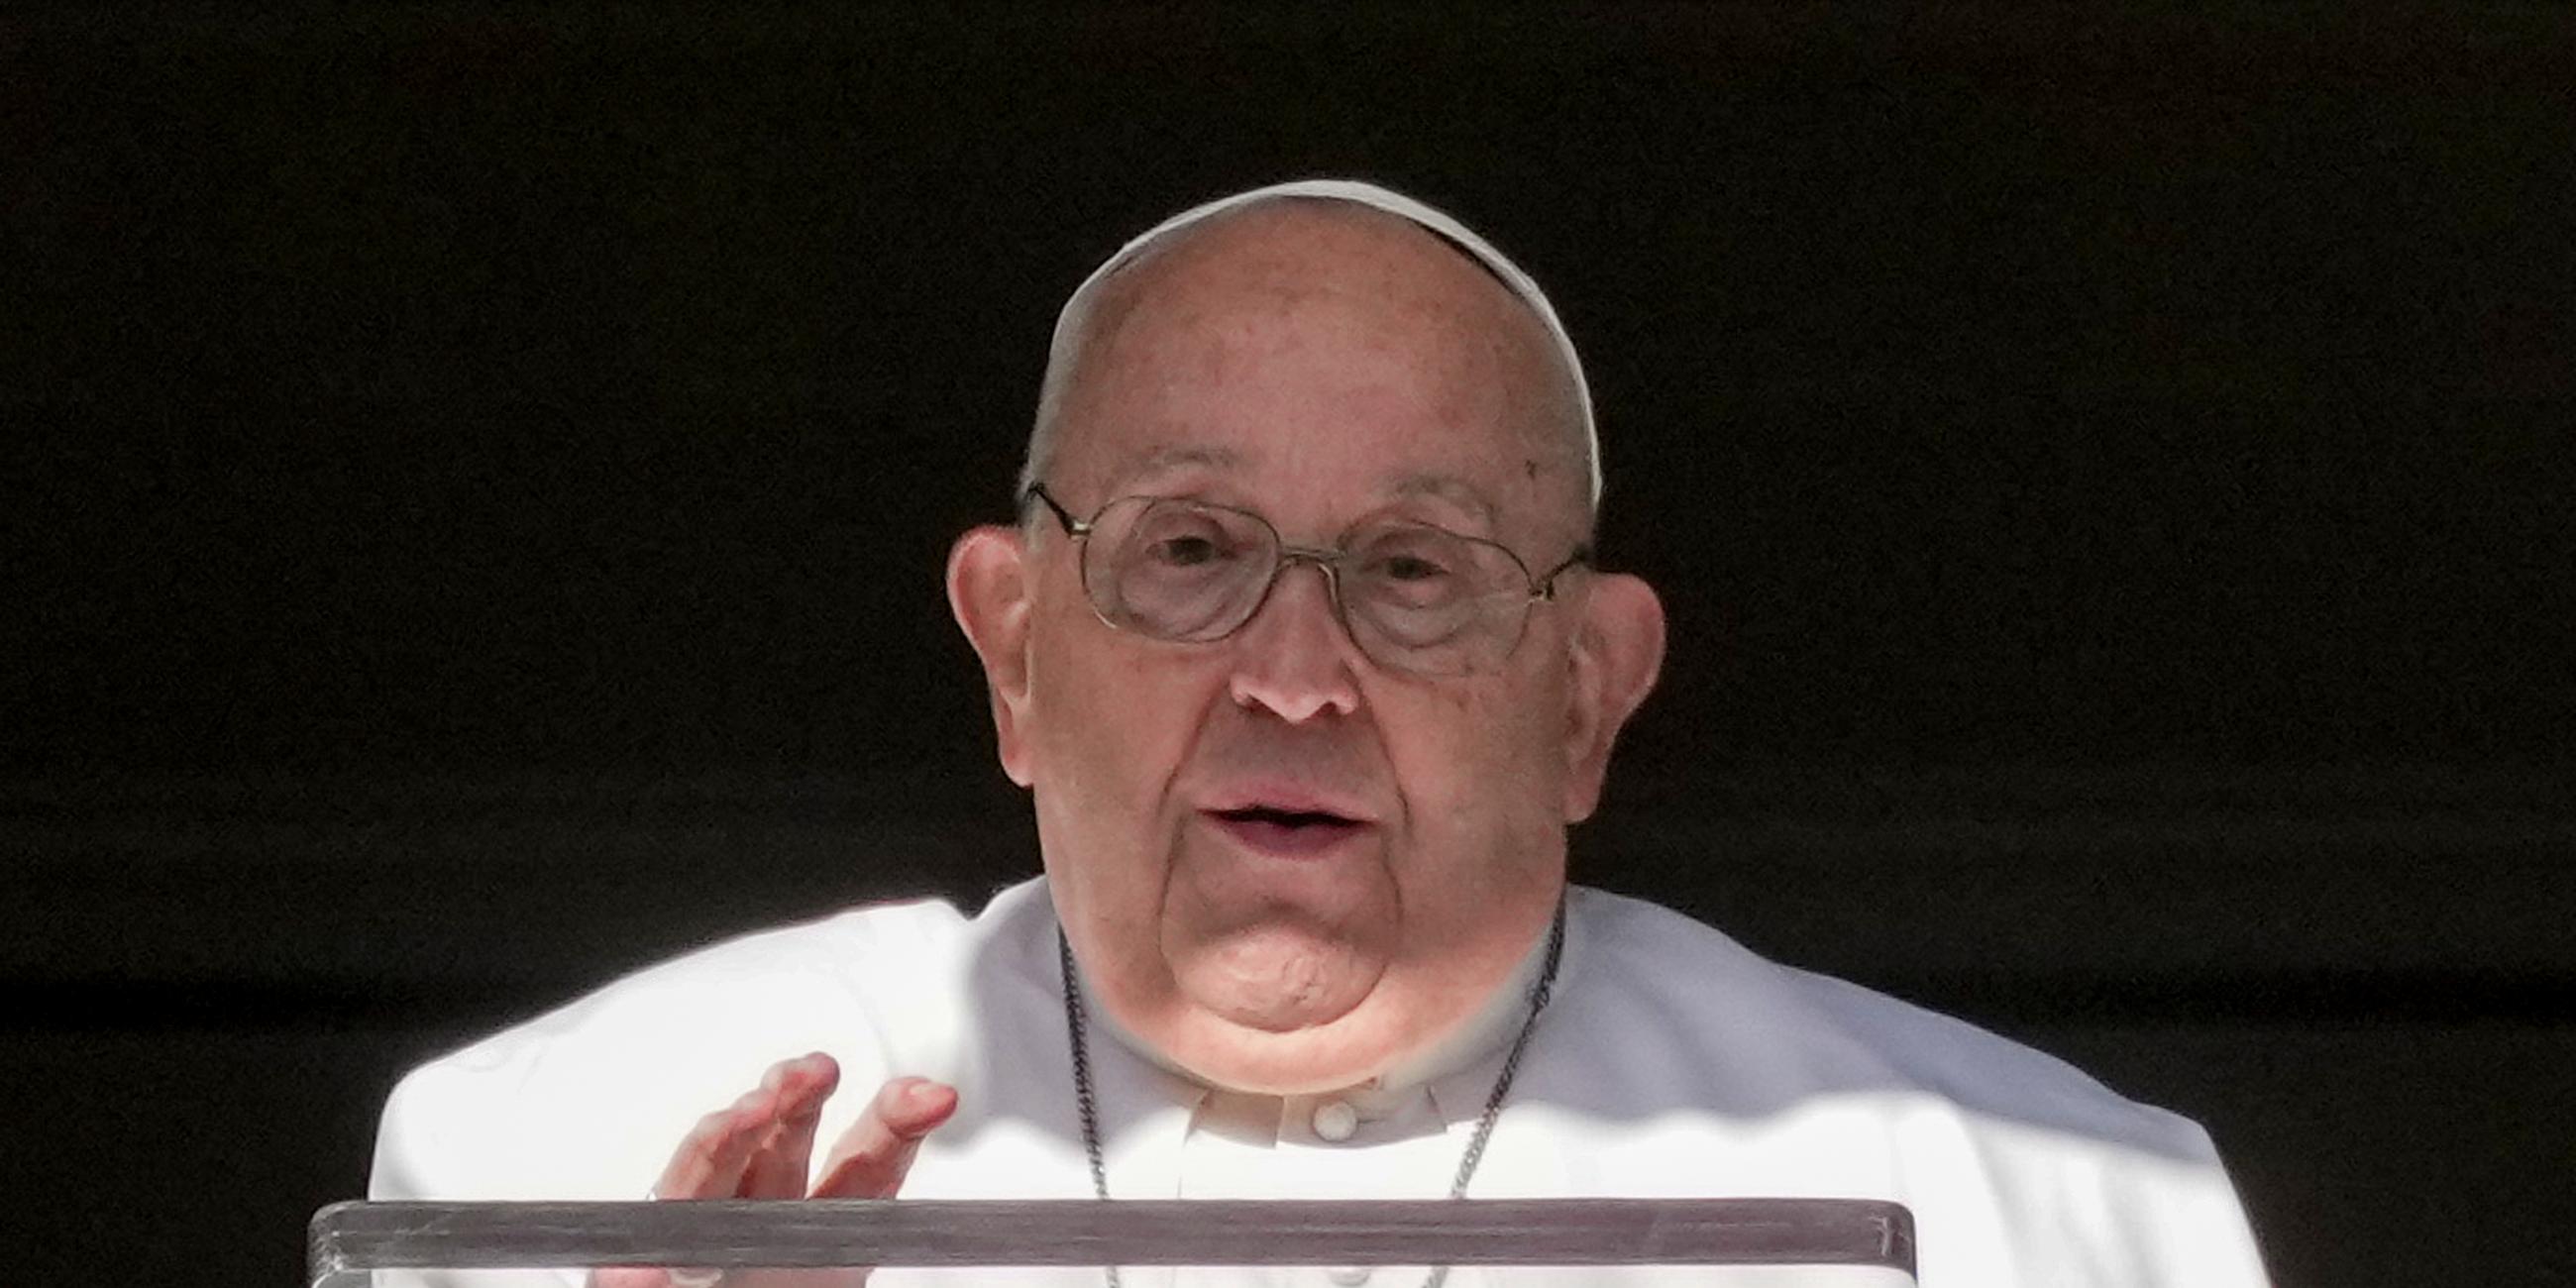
[1023,483,1589,679]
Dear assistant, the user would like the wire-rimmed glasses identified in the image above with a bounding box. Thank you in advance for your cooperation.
[1024,483,1589,679]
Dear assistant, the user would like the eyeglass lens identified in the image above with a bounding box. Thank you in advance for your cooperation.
[1080,496,1536,677]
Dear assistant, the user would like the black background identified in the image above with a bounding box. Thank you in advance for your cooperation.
[5,5,2572,1284]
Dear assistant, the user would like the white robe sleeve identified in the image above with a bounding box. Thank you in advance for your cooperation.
[367,901,967,1287]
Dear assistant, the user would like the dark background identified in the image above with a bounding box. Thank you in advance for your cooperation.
[5,4,2572,1284]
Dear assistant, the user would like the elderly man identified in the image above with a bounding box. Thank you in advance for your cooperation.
[373,180,2269,1286]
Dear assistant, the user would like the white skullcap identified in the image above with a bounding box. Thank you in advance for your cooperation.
[1034,178,1602,509]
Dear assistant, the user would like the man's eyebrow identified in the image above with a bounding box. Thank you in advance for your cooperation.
[1117,445,1245,485]
[1391,472,1499,526]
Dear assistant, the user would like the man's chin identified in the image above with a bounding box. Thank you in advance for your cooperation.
[1188,980,1365,1035]
[1170,923,1382,1028]
[1157,1008,1409,1096]
[1146,955,1406,1093]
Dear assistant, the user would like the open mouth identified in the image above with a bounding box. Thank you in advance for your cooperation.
[1216,805,1356,828]
[1207,805,1367,855]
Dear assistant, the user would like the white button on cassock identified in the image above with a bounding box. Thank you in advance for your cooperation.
[1311,1099,1359,1142]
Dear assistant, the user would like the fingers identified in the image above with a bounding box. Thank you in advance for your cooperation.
[810,1077,960,1199]
[740,1054,839,1198]
[602,1059,891,1288]
[651,1053,843,1202]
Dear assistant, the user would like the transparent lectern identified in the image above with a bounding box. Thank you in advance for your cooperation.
[309,1198,1917,1285]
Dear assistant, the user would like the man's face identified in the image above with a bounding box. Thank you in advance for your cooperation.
[953,204,1655,1094]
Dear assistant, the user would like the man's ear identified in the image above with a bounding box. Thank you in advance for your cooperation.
[946,524,1037,787]
[1559,572,1666,822]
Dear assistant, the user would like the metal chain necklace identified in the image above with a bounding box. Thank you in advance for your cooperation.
[1057,903,1566,1288]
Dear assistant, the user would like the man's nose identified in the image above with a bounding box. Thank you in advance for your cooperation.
[1226,559,1362,722]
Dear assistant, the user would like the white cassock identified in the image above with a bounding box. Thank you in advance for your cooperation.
[371,879,2269,1287]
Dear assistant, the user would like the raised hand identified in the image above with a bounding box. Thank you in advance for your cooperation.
[590,1053,959,1288]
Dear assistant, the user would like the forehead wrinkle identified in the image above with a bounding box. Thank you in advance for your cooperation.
[1104,444,1246,494]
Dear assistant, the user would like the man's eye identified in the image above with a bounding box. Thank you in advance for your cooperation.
[1377,554,1454,582]
[1148,535,1225,566]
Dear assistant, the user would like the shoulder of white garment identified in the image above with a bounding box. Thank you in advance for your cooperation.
[1557,884,2212,1149]
[1549,886,2266,1285]
[370,888,999,1203]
